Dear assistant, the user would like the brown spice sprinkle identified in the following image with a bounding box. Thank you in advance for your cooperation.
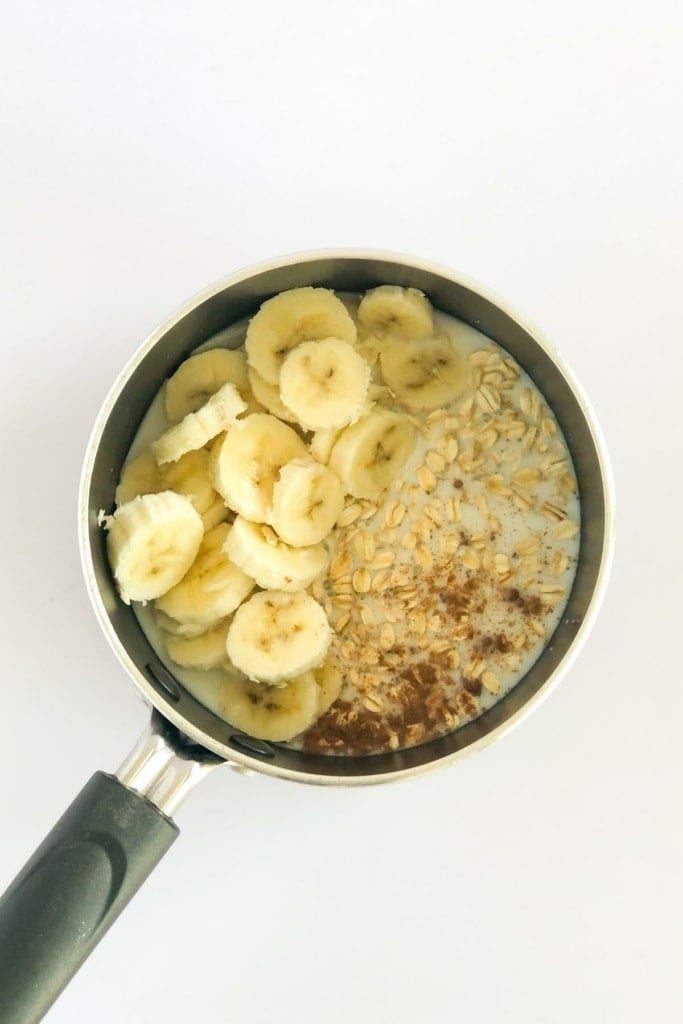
[475,633,514,655]
[303,652,462,757]
[505,587,543,617]
[302,564,547,756]
[462,676,483,697]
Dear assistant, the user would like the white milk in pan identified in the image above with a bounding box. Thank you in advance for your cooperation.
[126,298,580,756]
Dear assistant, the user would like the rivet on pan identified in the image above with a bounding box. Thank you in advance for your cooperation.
[145,662,181,702]
[229,733,276,759]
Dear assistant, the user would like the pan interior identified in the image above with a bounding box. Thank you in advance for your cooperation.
[82,254,611,783]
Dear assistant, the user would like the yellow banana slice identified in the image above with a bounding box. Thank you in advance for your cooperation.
[309,428,342,466]
[209,413,306,523]
[355,328,384,371]
[247,366,300,424]
[115,449,166,506]
[279,337,371,430]
[225,515,328,591]
[329,410,417,500]
[217,671,320,742]
[117,447,228,529]
[245,287,357,385]
[379,331,468,411]
[165,349,251,424]
[152,383,247,465]
[163,618,232,670]
[313,641,344,714]
[153,608,207,638]
[155,522,254,628]
[269,457,344,547]
[104,491,204,605]
[226,590,331,685]
[162,448,228,531]
[358,285,434,341]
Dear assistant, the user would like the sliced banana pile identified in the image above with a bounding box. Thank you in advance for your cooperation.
[103,284,466,743]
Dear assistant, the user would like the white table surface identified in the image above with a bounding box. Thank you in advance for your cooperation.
[1,2,681,1022]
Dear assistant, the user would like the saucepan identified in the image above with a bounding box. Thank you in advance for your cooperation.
[0,251,614,1023]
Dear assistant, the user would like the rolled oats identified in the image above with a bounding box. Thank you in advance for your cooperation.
[379,623,396,650]
[415,544,433,571]
[360,605,377,629]
[337,503,362,527]
[384,500,407,529]
[554,519,579,540]
[352,568,371,594]
[481,670,500,695]
[426,450,446,474]
[369,551,395,571]
[461,548,481,571]
[418,465,437,493]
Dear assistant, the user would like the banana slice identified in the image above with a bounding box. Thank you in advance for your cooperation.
[165,349,251,424]
[198,496,231,532]
[154,608,208,638]
[104,491,204,604]
[358,285,434,341]
[329,410,417,500]
[247,366,300,424]
[313,641,344,714]
[115,449,166,506]
[245,287,357,385]
[217,671,320,742]
[209,413,306,523]
[162,449,228,531]
[117,447,228,529]
[355,328,384,371]
[269,456,344,547]
[225,515,328,591]
[379,331,468,411]
[279,337,371,430]
[152,383,247,465]
[163,618,232,670]
[226,590,331,685]
[309,428,342,466]
[155,522,254,628]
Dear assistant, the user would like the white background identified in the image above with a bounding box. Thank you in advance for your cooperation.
[1,2,681,1022]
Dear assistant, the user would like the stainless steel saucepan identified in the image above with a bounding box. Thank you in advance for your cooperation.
[0,251,614,1023]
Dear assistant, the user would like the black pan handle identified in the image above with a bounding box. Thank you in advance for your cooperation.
[0,771,179,1024]
[0,711,222,1024]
